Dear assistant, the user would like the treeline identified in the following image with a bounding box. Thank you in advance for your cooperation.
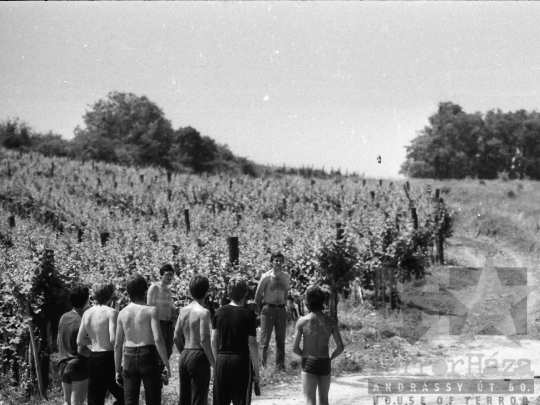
[1,91,361,180]
[0,92,262,176]
[401,102,540,180]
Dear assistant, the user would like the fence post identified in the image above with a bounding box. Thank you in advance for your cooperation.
[228,237,239,267]
[167,171,172,183]
[184,209,190,234]
[8,216,15,228]
[411,207,418,230]
[100,232,110,247]
[26,302,47,400]
[438,197,444,264]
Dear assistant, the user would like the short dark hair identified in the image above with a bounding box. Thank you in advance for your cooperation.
[160,263,175,277]
[228,276,248,301]
[305,285,326,312]
[270,252,284,263]
[189,274,209,299]
[92,283,115,305]
[127,274,148,301]
[70,284,89,308]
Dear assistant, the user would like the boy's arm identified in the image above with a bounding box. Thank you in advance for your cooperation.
[114,313,125,386]
[200,310,216,369]
[254,275,267,313]
[292,319,303,357]
[150,307,171,378]
[330,318,345,360]
[248,335,260,382]
[109,310,118,347]
[211,329,219,363]
[76,314,92,347]
[173,310,185,353]
[147,284,158,306]
[284,274,291,303]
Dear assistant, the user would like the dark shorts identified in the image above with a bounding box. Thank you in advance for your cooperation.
[59,357,89,383]
[301,357,331,376]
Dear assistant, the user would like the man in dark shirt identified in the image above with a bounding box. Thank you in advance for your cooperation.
[212,277,260,405]
[58,284,91,405]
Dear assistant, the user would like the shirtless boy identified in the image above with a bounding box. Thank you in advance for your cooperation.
[255,252,290,370]
[77,283,124,405]
[115,274,171,405]
[147,264,176,375]
[292,286,344,405]
[174,274,215,405]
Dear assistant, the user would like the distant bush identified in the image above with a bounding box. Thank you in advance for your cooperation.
[498,171,510,182]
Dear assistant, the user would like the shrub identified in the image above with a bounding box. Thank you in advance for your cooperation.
[498,171,510,182]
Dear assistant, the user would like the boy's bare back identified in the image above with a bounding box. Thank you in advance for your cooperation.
[119,303,159,346]
[83,305,118,351]
[298,312,336,358]
[179,301,211,349]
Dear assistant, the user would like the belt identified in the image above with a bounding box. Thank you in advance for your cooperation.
[266,303,286,309]
[124,345,157,354]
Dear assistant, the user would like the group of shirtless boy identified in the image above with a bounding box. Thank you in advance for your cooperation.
[56,254,344,405]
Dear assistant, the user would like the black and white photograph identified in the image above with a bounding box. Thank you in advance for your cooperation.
[2,2,540,405]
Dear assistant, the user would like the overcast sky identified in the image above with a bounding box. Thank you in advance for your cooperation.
[2,2,540,178]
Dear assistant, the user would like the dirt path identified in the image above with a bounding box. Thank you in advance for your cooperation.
[251,233,540,405]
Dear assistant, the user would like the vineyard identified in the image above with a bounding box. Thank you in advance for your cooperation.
[0,147,453,396]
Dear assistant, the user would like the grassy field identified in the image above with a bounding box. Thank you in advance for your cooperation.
[3,177,540,404]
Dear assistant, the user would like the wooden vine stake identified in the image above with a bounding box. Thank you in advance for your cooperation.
[184,209,191,234]
[228,236,239,267]
[25,302,47,400]
[438,198,444,264]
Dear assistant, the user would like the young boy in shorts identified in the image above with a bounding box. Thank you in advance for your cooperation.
[58,284,91,405]
[77,282,124,405]
[292,286,344,405]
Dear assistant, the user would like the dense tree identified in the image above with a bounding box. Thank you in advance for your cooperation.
[73,91,174,167]
[0,91,262,176]
[401,102,483,179]
[30,132,71,158]
[171,127,218,172]
[0,119,32,150]
[401,102,540,180]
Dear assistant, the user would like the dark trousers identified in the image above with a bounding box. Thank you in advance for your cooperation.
[88,351,124,405]
[260,306,287,369]
[159,320,174,374]
[213,353,252,405]
[122,346,161,405]
[179,349,211,405]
